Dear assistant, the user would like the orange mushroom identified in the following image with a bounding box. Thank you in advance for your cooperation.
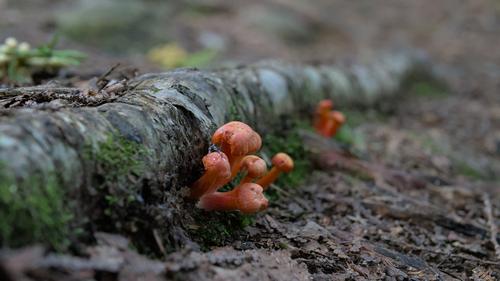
[189,151,231,199]
[238,155,267,184]
[314,99,333,134]
[256,153,294,190]
[197,183,269,214]
[211,121,262,178]
[324,111,346,137]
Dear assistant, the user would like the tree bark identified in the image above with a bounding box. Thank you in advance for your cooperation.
[0,51,435,249]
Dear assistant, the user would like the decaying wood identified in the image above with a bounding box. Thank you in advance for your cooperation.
[0,51,434,247]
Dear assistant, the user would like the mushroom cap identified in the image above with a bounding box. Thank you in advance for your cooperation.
[236,183,269,214]
[212,121,262,156]
[271,153,294,173]
[240,155,267,178]
[316,99,333,113]
[331,111,346,124]
[202,152,231,180]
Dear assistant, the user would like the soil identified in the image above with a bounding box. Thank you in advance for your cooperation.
[1,0,499,280]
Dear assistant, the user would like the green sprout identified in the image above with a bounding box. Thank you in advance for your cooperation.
[0,36,86,84]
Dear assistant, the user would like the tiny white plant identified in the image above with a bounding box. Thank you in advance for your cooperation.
[5,37,18,48]
[18,42,31,52]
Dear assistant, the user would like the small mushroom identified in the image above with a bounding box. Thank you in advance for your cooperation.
[239,155,267,184]
[330,111,346,136]
[256,153,294,190]
[314,99,333,134]
[211,121,262,177]
[197,183,268,214]
[321,111,346,137]
[189,151,231,199]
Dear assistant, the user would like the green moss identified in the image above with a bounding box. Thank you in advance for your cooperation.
[89,135,146,182]
[150,86,161,94]
[227,103,241,121]
[334,125,366,149]
[454,161,487,180]
[402,68,449,99]
[333,109,392,152]
[189,211,255,249]
[84,134,147,224]
[226,92,248,122]
[408,81,448,98]
[0,168,73,250]
[0,134,147,250]
[262,121,313,191]
[342,109,389,127]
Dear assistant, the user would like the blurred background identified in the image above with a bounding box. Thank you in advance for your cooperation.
[0,0,498,81]
[1,0,499,176]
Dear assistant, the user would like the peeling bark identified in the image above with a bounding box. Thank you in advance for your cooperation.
[0,51,435,248]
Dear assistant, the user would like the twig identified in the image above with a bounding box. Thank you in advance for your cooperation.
[152,229,167,258]
[97,63,120,84]
[439,269,463,281]
[482,193,500,260]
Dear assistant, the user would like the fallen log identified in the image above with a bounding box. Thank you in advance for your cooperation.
[0,51,435,250]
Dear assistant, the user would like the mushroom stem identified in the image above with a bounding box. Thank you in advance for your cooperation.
[189,152,231,199]
[255,166,281,190]
[197,183,268,214]
[256,153,294,190]
[197,190,239,212]
[230,155,245,178]
[314,100,333,133]
[322,111,345,137]
[240,174,256,184]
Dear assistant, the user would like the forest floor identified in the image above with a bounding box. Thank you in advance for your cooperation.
[0,0,499,280]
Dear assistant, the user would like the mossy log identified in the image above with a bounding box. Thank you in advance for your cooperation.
[0,51,435,249]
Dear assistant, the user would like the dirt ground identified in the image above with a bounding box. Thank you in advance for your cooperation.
[0,0,499,280]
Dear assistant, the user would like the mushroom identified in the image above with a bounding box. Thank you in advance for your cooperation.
[197,183,269,214]
[322,111,346,137]
[211,121,262,177]
[238,155,267,184]
[256,153,294,190]
[189,151,231,199]
[314,99,333,134]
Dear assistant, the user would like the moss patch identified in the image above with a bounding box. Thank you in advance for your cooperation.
[332,109,389,153]
[0,168,73,250]
[454,160,489,181]
[403,68,449,99]
[262,121,313,201]
[84,134,148,230]
[408,81,448,98]
[188,211,255,250]
[89,134,146,183]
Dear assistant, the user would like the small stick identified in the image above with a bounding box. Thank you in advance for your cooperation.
[152,229,167,258]
[482,193,500,260]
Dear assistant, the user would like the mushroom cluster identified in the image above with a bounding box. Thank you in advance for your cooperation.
[190,121,294,214]
[314,99,346,137]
